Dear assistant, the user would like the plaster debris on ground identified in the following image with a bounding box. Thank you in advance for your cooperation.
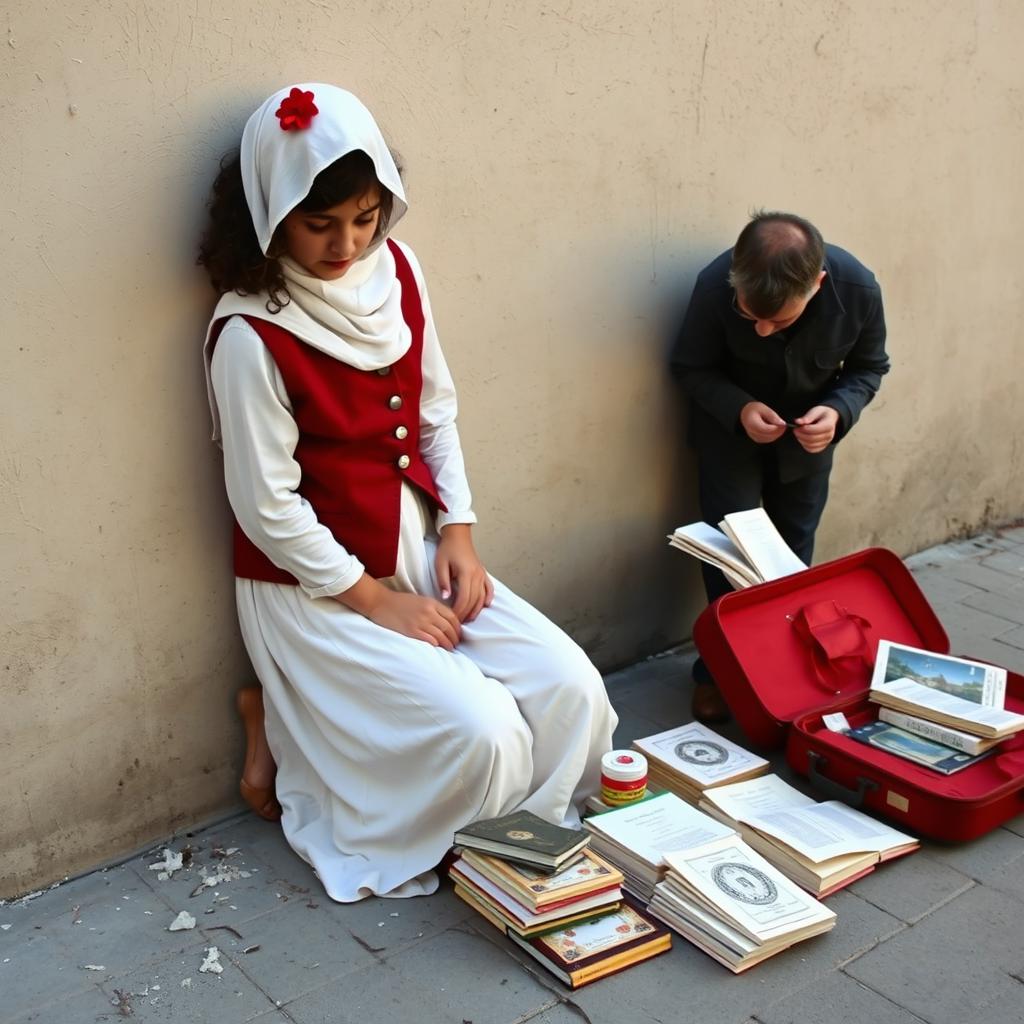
[199,946,223,975]
[148,849,184,880]
[168,911,197,931]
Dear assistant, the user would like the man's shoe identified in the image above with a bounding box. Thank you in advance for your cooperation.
[237,687,283,822]
[691,681,731,724]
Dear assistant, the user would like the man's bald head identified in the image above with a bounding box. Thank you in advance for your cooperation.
[728,211,825,319]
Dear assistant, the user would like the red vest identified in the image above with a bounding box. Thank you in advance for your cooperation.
[213,239,447,584]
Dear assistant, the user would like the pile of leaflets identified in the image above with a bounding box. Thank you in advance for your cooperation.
[632,722,769,804]
[583,789,837,971]
[582,791,735,901]
[451,810,671,988]
[649,838,836,973]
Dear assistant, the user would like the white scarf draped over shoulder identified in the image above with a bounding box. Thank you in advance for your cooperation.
[202,84,411,443]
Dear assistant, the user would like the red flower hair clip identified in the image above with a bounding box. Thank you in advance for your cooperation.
[275,88,318,132]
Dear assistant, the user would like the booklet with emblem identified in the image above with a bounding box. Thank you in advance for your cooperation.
[454,810,589,871]
[648,836,836,972]
[582,791,736,901]
[632,722,770,804]
[868,640,1024,740]
[698,773,918,896]
[668,508,806,591]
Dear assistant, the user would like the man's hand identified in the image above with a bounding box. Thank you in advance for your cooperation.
[435,523,494,623]
[740,401,788,444]
[792,405,839,453]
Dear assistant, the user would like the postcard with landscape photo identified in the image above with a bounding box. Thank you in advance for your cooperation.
[876,643,989,704]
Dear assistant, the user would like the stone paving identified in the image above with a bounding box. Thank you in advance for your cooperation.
[3,528,1024,1024]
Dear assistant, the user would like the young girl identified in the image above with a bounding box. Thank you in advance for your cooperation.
[199,84,618,902]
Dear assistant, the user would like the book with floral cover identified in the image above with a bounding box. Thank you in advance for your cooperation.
[506,899,671,989]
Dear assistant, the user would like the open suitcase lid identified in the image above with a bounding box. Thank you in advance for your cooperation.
[693,548,950,749]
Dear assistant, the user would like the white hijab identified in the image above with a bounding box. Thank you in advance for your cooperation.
[204,84,411,440]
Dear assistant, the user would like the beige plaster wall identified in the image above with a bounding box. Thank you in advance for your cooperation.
[3,0,1022,895]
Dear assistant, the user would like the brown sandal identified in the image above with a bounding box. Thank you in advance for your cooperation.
[236,687,283,821]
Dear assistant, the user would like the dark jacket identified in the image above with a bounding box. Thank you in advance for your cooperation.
[669,243,890,481]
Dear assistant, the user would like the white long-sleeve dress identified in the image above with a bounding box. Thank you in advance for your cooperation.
[208,241,618,902]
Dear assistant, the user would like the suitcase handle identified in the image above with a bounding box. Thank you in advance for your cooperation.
[806,751,879,807]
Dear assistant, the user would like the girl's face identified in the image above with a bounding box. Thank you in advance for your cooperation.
[280,187,382,280]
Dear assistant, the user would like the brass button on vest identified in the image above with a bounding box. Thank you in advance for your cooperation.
[397,454,411,469]
[395,425,409,440]
[388,395,403,410]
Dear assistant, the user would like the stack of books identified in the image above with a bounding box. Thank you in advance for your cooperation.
[866,640,1024,745]
[453,809,590,873]
[582,791,737,902]
[451,810,671,988]
[632,723,770,805]
[668,508,806,590]
[649,837,836,973]
[697,774,918,897]
[450,848,625,937]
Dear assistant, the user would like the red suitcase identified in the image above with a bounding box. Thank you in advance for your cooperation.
[693,547,1024,841]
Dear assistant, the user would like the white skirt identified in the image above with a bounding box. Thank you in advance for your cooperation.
[235,485,618,902]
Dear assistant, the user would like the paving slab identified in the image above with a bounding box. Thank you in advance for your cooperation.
[128,838,299,928]
[522,1004,594,1024]
[960,587,1024,625]
[568,888,903,1024]
[933,600,1023,641]
[204,895,377,1005]
[978,547,1024,575]
[382,923,556,1024]
[917,822,1024,881]
[941,559,1024,596]
[907,567,983,606]
[848,857,974,924]
[844,884,1024,1024]
[0,918,98,1022]
[757,969,925,1024]
[96,949,279,1023]
[6,983,120,1024]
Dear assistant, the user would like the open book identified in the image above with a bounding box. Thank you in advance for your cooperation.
[697,774,918,897]
[869,640,1024,740]
[668,508,806,590]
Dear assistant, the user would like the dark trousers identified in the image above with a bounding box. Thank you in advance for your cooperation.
[697,445,831,605]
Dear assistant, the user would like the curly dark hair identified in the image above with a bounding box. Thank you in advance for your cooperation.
[197,149,400,313]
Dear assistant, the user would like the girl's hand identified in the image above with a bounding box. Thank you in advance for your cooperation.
[435,524,494,623]
[335,574,461,650]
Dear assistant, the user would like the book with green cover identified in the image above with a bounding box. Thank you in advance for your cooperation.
[454,810,589,869]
